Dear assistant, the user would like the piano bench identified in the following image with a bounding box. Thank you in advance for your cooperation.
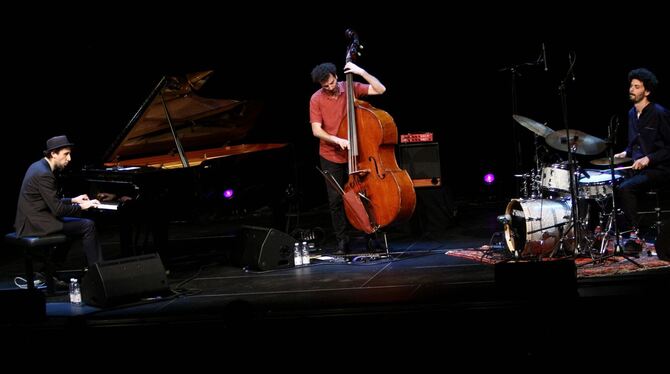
[5,232,68,294]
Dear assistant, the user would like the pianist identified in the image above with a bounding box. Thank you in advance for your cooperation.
[14,135,104,268]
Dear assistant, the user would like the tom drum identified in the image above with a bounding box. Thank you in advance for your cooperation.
[541,163,571,194]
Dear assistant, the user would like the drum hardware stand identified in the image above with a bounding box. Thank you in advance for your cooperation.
[514,172,533,199]
[579,116,642,268]
[532,132,549,199]
[533,168,542,198]
[524,220,572,258]
[553,216,581,257]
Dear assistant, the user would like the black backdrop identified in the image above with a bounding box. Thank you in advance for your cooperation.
[5,6,670,231]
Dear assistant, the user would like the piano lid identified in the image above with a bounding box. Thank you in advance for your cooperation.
[103,70,261,164]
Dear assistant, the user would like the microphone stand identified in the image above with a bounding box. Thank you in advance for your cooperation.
[502,64,527,195]
[499,46,546,198]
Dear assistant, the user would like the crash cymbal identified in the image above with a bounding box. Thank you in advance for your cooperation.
[512,115,554,137]
[590,156,632,166]
[545,129,607,155]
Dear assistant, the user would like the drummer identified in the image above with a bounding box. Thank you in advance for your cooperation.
[615,68,670,254]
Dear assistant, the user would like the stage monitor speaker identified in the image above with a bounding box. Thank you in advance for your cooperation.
[82,253,169,307]
[236,225,295,270]
[494,259,576,298]
[654,219,670,260]
[398,142,441,187]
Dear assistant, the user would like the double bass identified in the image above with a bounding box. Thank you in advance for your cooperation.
[336,30,416,234]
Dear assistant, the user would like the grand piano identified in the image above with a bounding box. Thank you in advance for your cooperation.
[64,70,293,257]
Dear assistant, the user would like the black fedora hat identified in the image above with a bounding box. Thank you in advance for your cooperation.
[44,135,75,153]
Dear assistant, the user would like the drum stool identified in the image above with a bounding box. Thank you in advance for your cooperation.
[637,186,670,244]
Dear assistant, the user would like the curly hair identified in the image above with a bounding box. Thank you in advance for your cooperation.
[311,62,337,84]
[629,68,659,95]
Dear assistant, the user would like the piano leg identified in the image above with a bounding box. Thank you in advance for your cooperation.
[117,200,169,259]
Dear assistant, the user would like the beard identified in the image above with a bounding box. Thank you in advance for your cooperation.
[324,85,339,96]
[629,93,644,103]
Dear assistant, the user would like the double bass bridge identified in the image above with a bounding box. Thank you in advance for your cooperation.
[349,169,371,177]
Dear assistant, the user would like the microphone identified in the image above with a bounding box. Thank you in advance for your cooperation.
[497,214,512,225]
[569,51,576,81]
[613,116,620,139]
[542,42,548,71]
[579,167,590,178]
[345,29,359,42]
[608,116,612,139]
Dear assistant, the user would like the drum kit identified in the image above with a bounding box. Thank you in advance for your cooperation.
[502,115,632,258]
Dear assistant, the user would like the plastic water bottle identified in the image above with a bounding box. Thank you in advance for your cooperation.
[301,241,310,265]
[69,278,81,304]
[293,242,303,266]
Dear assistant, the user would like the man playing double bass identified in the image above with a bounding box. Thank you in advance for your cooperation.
[309,61,386,254]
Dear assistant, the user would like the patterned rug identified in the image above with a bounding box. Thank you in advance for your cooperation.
[445,247,670,278]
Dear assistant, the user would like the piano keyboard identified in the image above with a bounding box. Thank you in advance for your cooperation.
[94,202,119,211]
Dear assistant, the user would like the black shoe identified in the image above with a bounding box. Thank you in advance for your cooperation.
[52,277,68,291]
[36,272,68,291]
[622,239,642,257]
[656,247,670,261]
[334,239,350,255]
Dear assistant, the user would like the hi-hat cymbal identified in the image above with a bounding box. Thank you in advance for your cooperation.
[512,115,554,137]
[590,156,632,166]
[545,129,607,155]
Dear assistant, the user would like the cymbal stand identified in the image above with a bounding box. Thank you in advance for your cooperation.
[532,133,543,198]
[557,51,585,255]
[579,116,642,267]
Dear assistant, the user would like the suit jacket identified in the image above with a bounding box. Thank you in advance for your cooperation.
[14,158,80,237]
[625,102,670,171]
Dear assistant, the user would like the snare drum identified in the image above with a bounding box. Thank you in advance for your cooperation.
[541,163,571,193]
[578,170,623,199]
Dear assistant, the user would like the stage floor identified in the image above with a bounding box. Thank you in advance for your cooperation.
[2,200,669,356]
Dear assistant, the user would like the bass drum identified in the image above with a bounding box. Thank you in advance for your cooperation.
[504,198,573,256]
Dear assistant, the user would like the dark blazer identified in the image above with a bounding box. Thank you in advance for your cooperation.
[14,158,80,237]
[625,102,670,171]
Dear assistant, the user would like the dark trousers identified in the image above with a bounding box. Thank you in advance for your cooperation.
[61,217,103,267]
[616,168,670,230]
[320,157,349,244]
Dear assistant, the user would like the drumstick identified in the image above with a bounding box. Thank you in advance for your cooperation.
[614,165,633,171]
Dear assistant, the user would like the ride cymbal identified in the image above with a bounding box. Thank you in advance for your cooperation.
[545,129,607,155]
[512,115,554,137]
